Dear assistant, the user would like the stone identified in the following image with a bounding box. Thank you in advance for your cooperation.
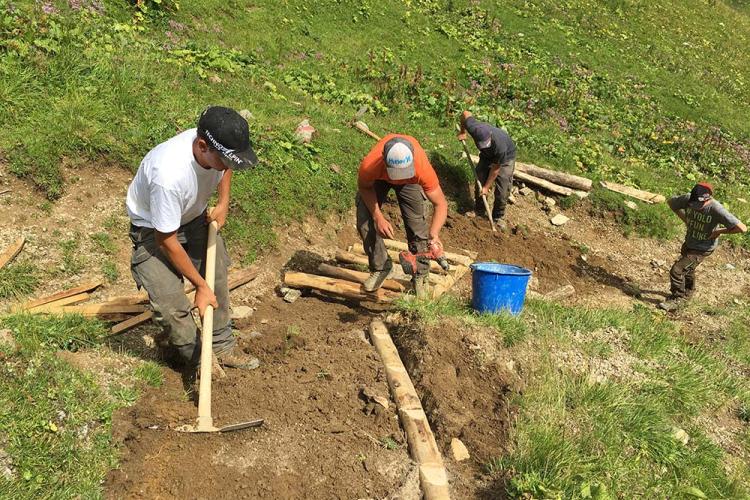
[231,306,254,320]
[329,164,341,174]
[550,214,570,226]
[519,186,534,196]
[246,331,263,340]
[545,284,575,301]
[260,319,269,325]
[208,75,222,84]
[528,276,540,290]
[450,438,470,462]
[543,197,556,208]
[672,427,690,445]
[283,289,302,303]
[508,194,517,205]
[651,259,667,269]
[724,263,736,271]
[624,200,638,210]
[294,119,316,143]
[238,109,254,121]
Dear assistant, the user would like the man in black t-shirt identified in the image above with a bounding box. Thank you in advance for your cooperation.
[457,110,517,231]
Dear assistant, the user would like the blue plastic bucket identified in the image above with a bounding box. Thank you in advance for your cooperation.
[470,262,532,316]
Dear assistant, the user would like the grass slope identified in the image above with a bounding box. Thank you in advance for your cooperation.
[1,0,749,257]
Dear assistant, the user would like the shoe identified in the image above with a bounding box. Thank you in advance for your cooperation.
[216,347,261,370]
[413,274,430,299]
[493,218,508,232]
[657,295,685,312]
[363,260,393,292]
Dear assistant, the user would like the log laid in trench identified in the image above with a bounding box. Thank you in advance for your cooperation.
[348,245,448,274]
[516,162,593,191]
[382,239,476,266]
[369,320,450,500]
[334,251,451,287]
[317,263,407,292]
[284,272,400,303]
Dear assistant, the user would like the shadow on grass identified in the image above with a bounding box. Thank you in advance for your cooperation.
[430,151,476,214]
[573,258,669,305]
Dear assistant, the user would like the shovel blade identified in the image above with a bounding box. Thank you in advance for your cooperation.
[218,418,264,433]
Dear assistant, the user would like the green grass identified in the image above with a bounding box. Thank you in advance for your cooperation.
[0,263,38,299]
[402,298,750,498]
[0,314,166,498]
[2,0,750,258]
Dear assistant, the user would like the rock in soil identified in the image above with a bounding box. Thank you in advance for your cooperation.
[283,289,302,303]
[519,186,534,196]
[550,214,570,226]
[450,438,470,462]
[230,305,254,320]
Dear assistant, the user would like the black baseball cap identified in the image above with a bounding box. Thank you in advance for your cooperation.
[465,117,493,149]
[688,182,713,209]
[197,106,258,170]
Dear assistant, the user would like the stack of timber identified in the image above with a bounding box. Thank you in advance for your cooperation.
[284,239,476,302]
[13,267,260,335]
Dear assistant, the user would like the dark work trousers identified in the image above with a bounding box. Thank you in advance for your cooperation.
[356,181,430,276]
[129,212,234,366]
[669,244,713,298]
[475,158,516,220]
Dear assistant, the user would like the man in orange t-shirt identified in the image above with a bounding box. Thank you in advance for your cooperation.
[357,134,448,296]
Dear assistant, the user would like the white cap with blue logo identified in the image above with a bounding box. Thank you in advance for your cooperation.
[383,137,415,180]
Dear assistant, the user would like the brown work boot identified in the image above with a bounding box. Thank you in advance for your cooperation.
[216,347,261,370]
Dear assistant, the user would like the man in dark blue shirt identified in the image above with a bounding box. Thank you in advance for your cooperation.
[457,110,517,231]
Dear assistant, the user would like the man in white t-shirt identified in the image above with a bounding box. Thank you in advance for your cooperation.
[126,106,260,377]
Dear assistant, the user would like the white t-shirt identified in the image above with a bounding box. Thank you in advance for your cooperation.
[126,129,224,233]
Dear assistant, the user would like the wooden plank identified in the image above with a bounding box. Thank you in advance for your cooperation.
[600,180,665,204]
[35,304,148,316]
[382,239,475,267]
[111,311,154,335]
[284,272,400,303]
[0,236,25,270]
[21,280,104,310]
[27,293,89,312]
[516,162,593,191]
[317,263,407,292]
[369,320,450,500]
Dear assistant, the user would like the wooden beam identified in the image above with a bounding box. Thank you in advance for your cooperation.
[369,320,450,500]
[382,239,475,266]
[27,293,89,312]
[284,272,400,303]
[317,263,407,292]
[21,280,103,310]
[513,170,574,197]
[600,181,665,204]
[34,304,148,316]
[516,162,593,191]
[227,266,261,290]
[111,310,154,335]
[0,236,25,270]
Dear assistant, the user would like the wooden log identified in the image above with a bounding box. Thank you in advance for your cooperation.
[0,236,26,270]
[516,162,593,191]
[34,304,148,316]
[21,280,104,310]
[102,293,149,306]
[284,272,399,303]
[467,153,574,196]
[111,310,154,335]
[382,239,475,266]
[27,293,89,312]
[513,171,574,197]
[369,321,450,500]
[600,181,665,204]
[317,263,406,292]
[227,266,261,290]
[335,251,450,286]
[348,244,448,274]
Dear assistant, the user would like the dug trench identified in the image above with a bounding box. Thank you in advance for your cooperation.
[103,192,612,499]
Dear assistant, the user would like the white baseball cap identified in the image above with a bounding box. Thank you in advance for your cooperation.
[383,137,415,180]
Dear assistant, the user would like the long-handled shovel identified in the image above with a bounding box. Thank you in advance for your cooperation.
[176,220,264,433]
[459,136,496,232]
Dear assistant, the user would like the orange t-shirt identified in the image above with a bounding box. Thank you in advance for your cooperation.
[358,134,440,193]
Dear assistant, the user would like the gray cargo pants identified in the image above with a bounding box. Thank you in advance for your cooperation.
[669,244,712,298]
[356,181,430,276]
[129,212,235,366]
[475,157,516,220]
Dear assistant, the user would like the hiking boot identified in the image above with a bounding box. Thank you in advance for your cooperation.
[216,347,261,370]
[657,295,685,312]
[493,218,508,232]
[363,261,393,292]
[413,274,430,299]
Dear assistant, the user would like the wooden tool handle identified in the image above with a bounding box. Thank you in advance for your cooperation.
[196,220,219,429]
[354,121,382,141]
[460,139,497,232]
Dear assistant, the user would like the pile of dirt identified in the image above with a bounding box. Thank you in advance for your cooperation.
[105,294,417,499]
[387,313,523,499]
